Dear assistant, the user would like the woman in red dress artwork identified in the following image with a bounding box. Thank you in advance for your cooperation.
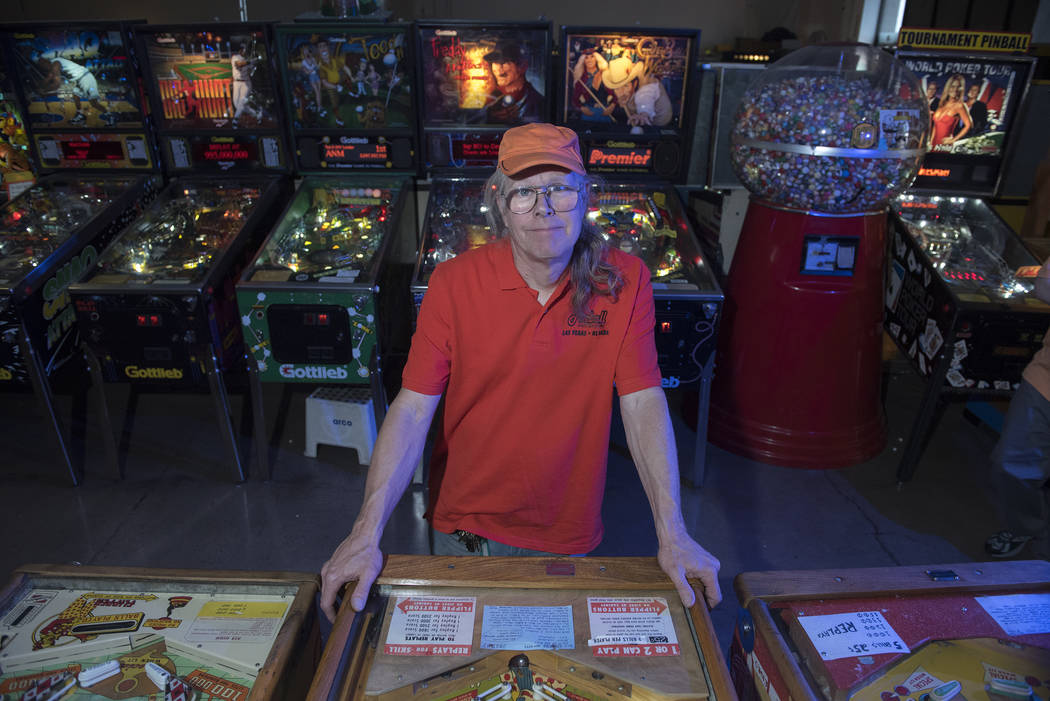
[930,73,972,149]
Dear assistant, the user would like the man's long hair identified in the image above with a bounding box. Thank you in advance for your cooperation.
[482,169,624,318]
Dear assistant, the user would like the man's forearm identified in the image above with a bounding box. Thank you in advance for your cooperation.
[620,385,722,608]
[350,390,439,547]
[619,386,687,539]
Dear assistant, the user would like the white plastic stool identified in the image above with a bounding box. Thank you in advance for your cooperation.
[304,387,377,465]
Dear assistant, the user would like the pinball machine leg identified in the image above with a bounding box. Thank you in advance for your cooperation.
[896,346,954,485]
[688,355,717,488]
[84,346,122,480]
[370,349,387,426]
[18,325,80,486]
[120,385,141,476]
[204,349,247,482]
[246,351,271,481]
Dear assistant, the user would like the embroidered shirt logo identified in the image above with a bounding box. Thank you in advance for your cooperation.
[564,310,609,337]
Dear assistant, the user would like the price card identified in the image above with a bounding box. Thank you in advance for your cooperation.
[385,596,476,656]
[796,611,909,661]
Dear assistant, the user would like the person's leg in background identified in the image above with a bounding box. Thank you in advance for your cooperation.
[987,380,1050,558]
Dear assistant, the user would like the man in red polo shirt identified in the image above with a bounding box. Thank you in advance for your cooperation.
[320,123,720,621]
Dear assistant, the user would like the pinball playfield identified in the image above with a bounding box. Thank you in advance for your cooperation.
[308,556,734,701]
[0,564,320,700]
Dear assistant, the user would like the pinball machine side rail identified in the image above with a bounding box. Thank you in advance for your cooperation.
[734,560,1050,606]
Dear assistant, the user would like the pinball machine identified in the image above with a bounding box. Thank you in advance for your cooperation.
[69,176,290,482]
[557,26,723,486]
[234,22,418,477]
[729,560,1050,701]
[0,22,160,485]
[886,38,1040,483]
[0,48,34,202]
[133,23,291,176]
[67,23,293,482]
[0,563,321,700]
[415,19,553,173]
[410,19,553,302]
[410,19,553,313]
[305,556,736,701]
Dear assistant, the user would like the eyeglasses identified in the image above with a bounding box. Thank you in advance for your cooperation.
[503,185,581,214]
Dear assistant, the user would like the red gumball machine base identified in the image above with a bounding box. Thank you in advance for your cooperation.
[709,199,887,468]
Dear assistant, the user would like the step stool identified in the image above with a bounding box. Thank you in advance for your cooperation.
[304,387,377,464]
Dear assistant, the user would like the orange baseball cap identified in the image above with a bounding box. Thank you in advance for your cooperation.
[498,123,585,176]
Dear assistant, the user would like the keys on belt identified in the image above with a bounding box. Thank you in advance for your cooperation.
[455,530,487,553]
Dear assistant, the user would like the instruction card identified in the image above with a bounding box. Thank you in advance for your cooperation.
[796,611,909,661]
[385,596,476,655]
[586,597,680,657]
[185,601,289,643]
[975,593,1050,636]
[480,606,574,650]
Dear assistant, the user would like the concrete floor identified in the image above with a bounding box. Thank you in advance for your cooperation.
[0,344,1031,657]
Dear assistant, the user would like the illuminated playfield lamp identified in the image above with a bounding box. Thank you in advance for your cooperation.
[710,44,929,468]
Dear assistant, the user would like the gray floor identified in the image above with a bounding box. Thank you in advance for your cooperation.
[0,349,1031,654]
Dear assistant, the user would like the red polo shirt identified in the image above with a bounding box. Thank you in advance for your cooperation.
[401,238,661,553]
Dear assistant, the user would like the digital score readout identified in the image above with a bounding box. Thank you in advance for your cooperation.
[192,140,258,163]
[60,140,125,161]
[913,160,996,191]
[322,142,388,164]
[452,138,500,163]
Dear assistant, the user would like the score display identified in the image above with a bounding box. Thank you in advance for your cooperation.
[35,133,152,169]
[453,137,500,161]
[322,141,388,164]
[425,131,503,169]
[164,134,283,171]
[60,139,125,161]
[193,140,258,162]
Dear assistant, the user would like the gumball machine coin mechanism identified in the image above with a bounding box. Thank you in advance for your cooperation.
[709,44,929,468]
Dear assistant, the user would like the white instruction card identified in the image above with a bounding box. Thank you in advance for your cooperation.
[975,593,1050,636]
[480,606,574,650]
[586,597,680,657]
[385,596,476,656]
[796,611,909,661]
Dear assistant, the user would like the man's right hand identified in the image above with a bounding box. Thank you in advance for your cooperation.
[320,534,384,622]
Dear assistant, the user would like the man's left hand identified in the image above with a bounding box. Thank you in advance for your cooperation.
[657,531,722,609]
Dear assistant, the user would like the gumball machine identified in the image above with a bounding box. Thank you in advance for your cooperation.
[709,44,928,468]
